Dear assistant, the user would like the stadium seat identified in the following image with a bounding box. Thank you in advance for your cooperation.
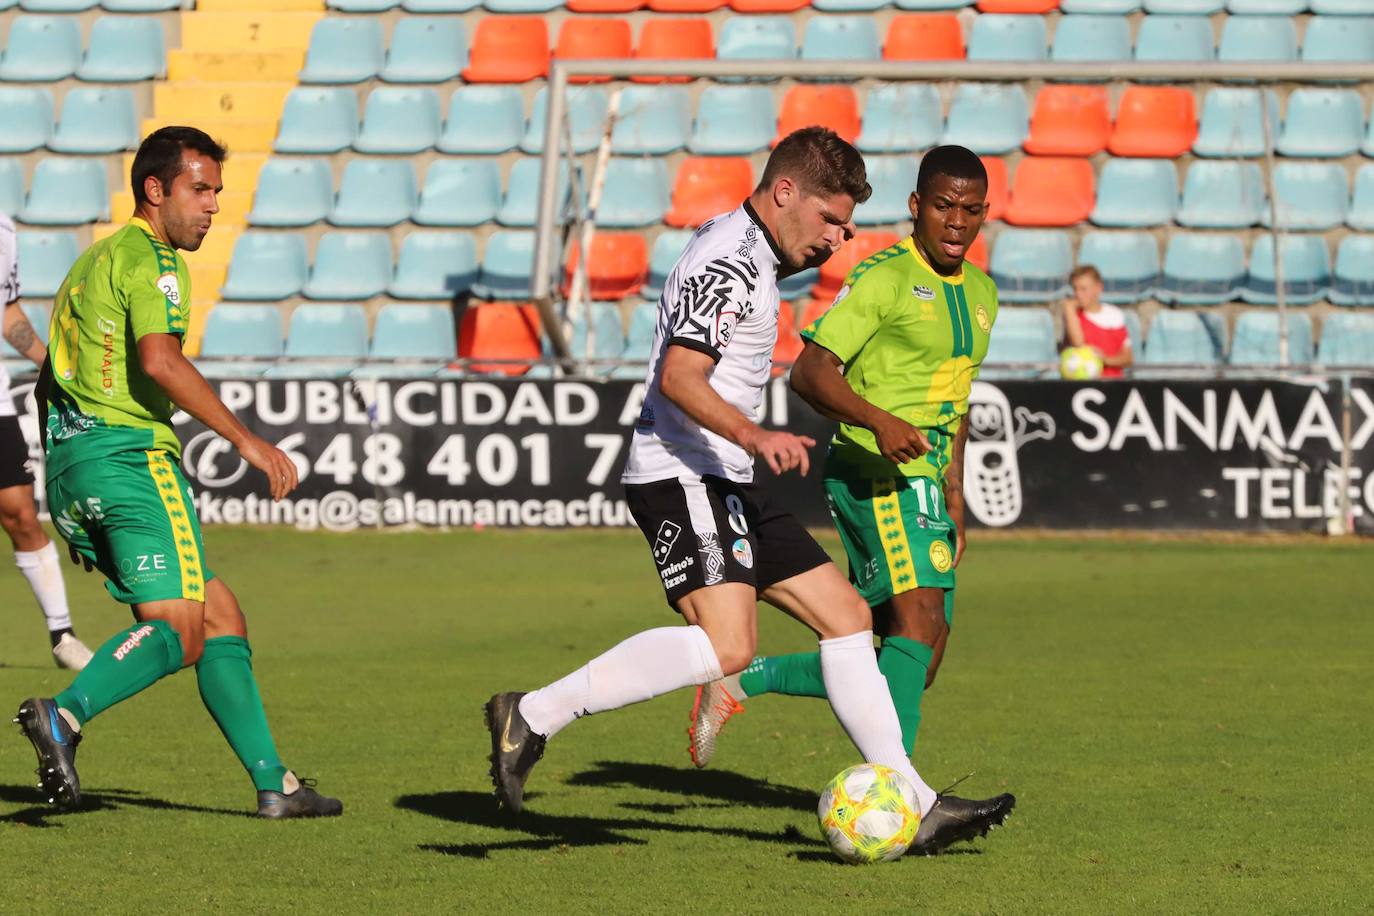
[801,16,881,67]
[49,88,137,155]
[300,18,384,84]
[15,230,78,298]
[1229,310,1315,365]
[417,158,503,225]
[613,301,657,377]
[275,88,358,154]
[1264,163,1348,231]
[812,231,901,298]
[772,302,803,373]
[1193,88,1278,158]
[355,88,441,155]
[884,14,964,60]
[498,158,575,228]
[1311,0,1374,11]
[1241,235,1331,306]
[732,0,808,11]
[1133,16,1214,63]
[982,156,1009,221]
[438,87,523,155]
[1143,0,1222,12]
[330,0,401,10]
[857,84,942,153]
[1302,16,1374,63]
[304,232,392,301]
[20,158,106,225]
[967,15,1048,61]
[555,18,632,83]
[643,229,694,300]
[390,232,478,300]
[1157,232,1246,304]
[569,0,644,10]
[977,0,1058,11]
[666,157,753,227]
[463,17,549,83]
[78,17,165,82]
[942,84,1029,155]
[473,231,539,299]
[0,88,52,153]
[633,19,714,84]
[522,86,609,154]
[598,158,671,228]
[198,305,285,365]
[1139,310,1221,371]
[99,0,181,8]
[0,160,23,217]
[1331,235,1374,306]
[1050,16,1131,63]
[1349,165,1374,231]
[1108,87,1197,157]
[0,16,81,81]
[403,0,481,9]
[717,17,795,73]
[567,233,649,299]
[332,160,416,228]
[1317,312,1374,365]
[690,86,776,154]
[1218,15,1297,62]
[222,231,309,301]
[1024,85,1110,156]
[1060,0,1138,14]
[981,308,1057,378]
[895,0,974,9]
[281,303,370,368]
[1177,161,1266,228]
[1276,89,1364,158]
[249,158,334,228]
[780,266,821,300]
[381,17,467,83]
[1005,157,1095,227]
[1090,158,1178,227]
[1227,0,1304,11]
[371,304,457,362]
[988,228,1073,302]
[1077,231,1159,304]
[775,85,861,145]
[457,303,542,376]
[20,0,93,9]
[611,86,692,155]
[855,156,919,225]
[647,0,725,12]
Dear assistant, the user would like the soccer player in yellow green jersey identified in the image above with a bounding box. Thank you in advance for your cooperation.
[688,146,1013,854]
[14,127,341,818]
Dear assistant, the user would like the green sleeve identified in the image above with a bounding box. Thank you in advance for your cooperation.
[123,247,188,339]
[800,272,893,363]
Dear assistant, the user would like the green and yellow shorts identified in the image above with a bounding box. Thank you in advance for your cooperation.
[47,449,213,606]
[823,474,956,625]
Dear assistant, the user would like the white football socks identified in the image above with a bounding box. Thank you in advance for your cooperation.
[15,541,73,634]
[519,625,723,740]
[819,630,938,816]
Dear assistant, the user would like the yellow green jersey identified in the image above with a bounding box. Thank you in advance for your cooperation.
[44,217,192,477]
[801,236,999,484]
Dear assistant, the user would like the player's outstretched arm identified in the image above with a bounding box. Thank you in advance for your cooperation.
[944,419,969,567]
[790,341,931,466]
[659,345,814,476]
[137,333,298,500]
[2,300,46,367]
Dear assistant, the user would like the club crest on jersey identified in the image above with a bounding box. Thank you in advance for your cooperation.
[731,537,753,569]
[912,285,936,300]
[157,273,181,305]
[975,304,991,333]
[929,540,953,573]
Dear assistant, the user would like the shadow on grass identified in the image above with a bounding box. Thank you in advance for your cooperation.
[0,784,253,827]
[565,760,815,813]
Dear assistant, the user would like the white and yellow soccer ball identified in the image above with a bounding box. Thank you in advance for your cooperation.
[817,764,921,864]
[1060,346,1104,381]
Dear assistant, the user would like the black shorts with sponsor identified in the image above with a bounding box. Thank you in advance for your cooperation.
[625,474,832,608]
[0,414,34,489]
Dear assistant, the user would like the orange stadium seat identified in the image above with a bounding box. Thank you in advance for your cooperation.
[647,0,726,12]
[665,157,754,227]
[463,18,550,83]
[1107,86,1197,158]
[976,0,1059,11]
[772,301,803,375]
[774,85,861,146]
[813,231,901,299]
[556,19,633,83]
[982,156,1008,222]
[731,0,809,11]
[633,19,714,83]
[799,297,830,330]
[457,303,543,376]
[568,0,644,9]
[1004,156,1095,227]
[564,233,650,299]
[1023,85,1110,157]
[966,234,989,272]
[885,15,965,61]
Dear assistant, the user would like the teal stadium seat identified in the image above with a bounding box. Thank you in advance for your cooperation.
[1227,0,1304,13]
[1077,231,1159,304]
[299,18,384,84]
[988,229,1073,303]
[522,87,608,155]
[1060,0,1139,13]
[1193,88,1278,158]
[1139,310,1222,373]
[497,158,574,228]
[597,158,670,228]
[355,88,441,154]
[49,87,138,154]
[222,231,309,300]
[99,0,183,9]
[330,0,399,10]
[272,303,369,377]
[370,304,457,361]
[381,17,467,82]
[415,159,500,227]
[1229,310,1315,366]
[981,308,1056,378]
[249,158,334,227]
[1263,163,1347,231]
[1158,233,1245,304]
[1311,0,1374,10]
[1276,89,1364,158]
[1331,235,1374,305]
[198,305,285,366]
[550,303,625,368]
[854,156,919,225]
[1218,15,1297,62]
[389,232,477,299]
[612,86,691,155]
[942,84,1028,155]
[0,88,52,152]
[1302,16,1374,64]
[800,16,881,66]
[1050,16,1132,62]
[304,231,393,301]
[611,301,657,378]
[1143,0,1222,12]
[16,230,77,297]
[967,14,1047,61]
[1177,161,1265,228]
[814,0,890,11]
[485,0,560,12]
[894,0,973,10]
[78,17,165,81]
[402,0,482,10]
[0,16,82,81]
[331,159,416,228]
[690,86,775,155]
[19,0,94,13]
[1347,165,1374,231]
[21,158,107,225]
[1134,16,1214,62]
[857,84,942,153]
[1318,313,1374,366]
[642,230,693,301]
[275,88,358,154]
[779,267,819,301]
[717,17,795,77]
[1241,235,1330,306]
[473,230,537,300]
[1090,158,1177,227]
[0,159,22,216]
[438,87,523,154]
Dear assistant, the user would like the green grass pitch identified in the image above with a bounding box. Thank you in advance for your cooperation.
[0,527,1370,914]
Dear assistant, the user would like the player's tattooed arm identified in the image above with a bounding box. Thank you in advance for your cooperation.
[944,419,969,567]
[2,301,46,366]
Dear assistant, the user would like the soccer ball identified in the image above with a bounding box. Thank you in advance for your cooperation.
[1060,346,1104,380]
[816,764,921,864]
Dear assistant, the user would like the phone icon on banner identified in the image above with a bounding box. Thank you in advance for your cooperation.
[965,381,1023,527]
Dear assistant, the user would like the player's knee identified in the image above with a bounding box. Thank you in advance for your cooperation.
[204,579,248,639]
[714,642,755,676]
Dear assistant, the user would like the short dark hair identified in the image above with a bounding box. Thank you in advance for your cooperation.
[131,126,227,205]
[759,126,871,205]
[916,145,987,197]
[1070,265,1103,284]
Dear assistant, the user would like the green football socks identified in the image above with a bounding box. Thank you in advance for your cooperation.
[738,652,828,699]
[55,620,184,726]
[196,636,288,793]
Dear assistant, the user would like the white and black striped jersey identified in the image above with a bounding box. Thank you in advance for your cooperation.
[622,201,783,485]
[0,213,20,418]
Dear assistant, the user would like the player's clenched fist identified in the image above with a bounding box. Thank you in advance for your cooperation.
[239,434,299,500]
[869,411,932,466]
[742,428,816,477]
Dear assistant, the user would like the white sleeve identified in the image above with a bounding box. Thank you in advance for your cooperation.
[666,256,760,363]
[0,225,18,306]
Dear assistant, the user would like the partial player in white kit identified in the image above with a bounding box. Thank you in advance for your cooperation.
[485,128,984,854]
[0,213,91,669]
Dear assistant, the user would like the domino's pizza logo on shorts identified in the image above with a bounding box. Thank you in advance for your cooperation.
[653,520,682,565]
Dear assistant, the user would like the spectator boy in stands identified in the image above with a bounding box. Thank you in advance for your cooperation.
[1061,265,1132,378]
